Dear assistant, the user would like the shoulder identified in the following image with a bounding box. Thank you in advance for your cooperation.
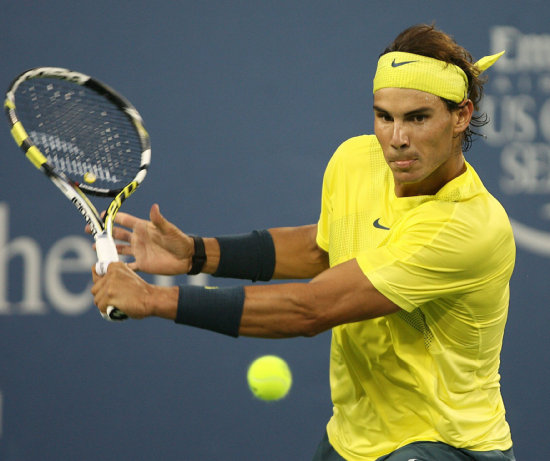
[332,135,381,160]
[400,193,515,271]
[324,135,384,175]
[416,163,513,237]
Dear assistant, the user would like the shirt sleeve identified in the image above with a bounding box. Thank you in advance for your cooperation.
[357,202,514,312]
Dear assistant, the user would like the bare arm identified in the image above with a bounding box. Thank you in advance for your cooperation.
[91,257,399,336]
[200,224,329,279]
[109,204,328,280]
[270,224,329,279]
[240,258,399,337]
[91,206,397,335]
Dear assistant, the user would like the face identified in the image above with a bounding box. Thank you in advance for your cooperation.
[373,88,472,197]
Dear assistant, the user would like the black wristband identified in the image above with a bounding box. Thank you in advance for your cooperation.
[213,230,275,282]
[174,285,245,337]
[188,235,206,275]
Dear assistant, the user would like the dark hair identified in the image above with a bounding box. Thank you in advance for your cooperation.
[382,23,488,152]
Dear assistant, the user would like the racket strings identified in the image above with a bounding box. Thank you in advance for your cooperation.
[14,78,144,192]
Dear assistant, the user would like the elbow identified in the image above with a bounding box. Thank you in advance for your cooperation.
[300,323,326,337]
[296,316,326,338]
[291,291,331,338]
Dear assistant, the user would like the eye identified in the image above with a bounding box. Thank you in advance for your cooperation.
[375,112,393,122]
[409,114,427,123]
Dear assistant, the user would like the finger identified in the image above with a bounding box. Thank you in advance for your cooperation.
[106,261,125,274]
[91,267,105,298]
[116,243,134,256]
[112,226,133,243]
[92,289,107,313]
[92,264,100,282]
[127,261,139,271]
[114,211,143,229]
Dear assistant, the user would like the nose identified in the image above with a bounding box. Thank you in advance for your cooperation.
[390,121,409,149]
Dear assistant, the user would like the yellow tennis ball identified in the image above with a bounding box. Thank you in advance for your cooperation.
[83,172,96,183]
[247,355,292,401]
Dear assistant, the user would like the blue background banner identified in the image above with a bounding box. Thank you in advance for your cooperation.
[1,2,548,460]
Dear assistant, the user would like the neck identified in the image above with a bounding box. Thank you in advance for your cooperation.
[395,152,466,197]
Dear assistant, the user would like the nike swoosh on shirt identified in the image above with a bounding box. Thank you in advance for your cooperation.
[391,59,417,67]
[373,218,390,230]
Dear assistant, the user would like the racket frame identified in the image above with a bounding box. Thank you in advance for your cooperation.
[4,67,152,321]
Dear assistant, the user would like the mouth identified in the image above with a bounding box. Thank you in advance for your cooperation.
[392,158,417,169]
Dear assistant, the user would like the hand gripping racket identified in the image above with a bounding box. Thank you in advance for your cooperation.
[4,67,151,321]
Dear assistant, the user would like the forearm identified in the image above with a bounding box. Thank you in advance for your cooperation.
[150,285,180,320]
[240,282,322,338]
[172,258,399,338]
[240,259,399,337]
[196,224,328,280]
[270,224,329,279]
[170,279,320,338]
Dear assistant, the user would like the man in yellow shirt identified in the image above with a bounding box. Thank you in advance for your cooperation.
[90,24,516,460]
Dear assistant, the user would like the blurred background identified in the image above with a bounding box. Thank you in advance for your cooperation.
[1,1,548,459]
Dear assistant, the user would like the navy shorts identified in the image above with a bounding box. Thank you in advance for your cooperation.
[312,431,516,461]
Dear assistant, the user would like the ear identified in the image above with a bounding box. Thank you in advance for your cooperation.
[453,99,474,135]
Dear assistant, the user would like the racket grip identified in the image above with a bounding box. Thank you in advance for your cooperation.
[95,232,128,322]
[106,306,128,321]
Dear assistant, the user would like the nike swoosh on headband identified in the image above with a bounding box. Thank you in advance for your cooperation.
[373,218,390,230]
[391,59,418,67]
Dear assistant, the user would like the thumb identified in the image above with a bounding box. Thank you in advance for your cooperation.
[150,203,166,229]
[92,264,99,281]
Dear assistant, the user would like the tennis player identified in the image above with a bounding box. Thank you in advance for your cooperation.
[91,24,516,460]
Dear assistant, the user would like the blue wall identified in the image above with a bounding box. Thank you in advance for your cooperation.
[1,2,549,460]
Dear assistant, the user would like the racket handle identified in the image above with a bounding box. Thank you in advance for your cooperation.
[106,306,128,321]
[95,232,128,322]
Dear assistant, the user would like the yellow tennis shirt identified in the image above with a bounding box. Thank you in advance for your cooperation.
[316,135,515,460]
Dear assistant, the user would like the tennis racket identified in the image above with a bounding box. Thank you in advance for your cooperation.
[4,67,151,321]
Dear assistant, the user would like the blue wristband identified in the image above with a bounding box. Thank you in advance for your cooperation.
[174,285,245,337]
[213,230,275,281]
